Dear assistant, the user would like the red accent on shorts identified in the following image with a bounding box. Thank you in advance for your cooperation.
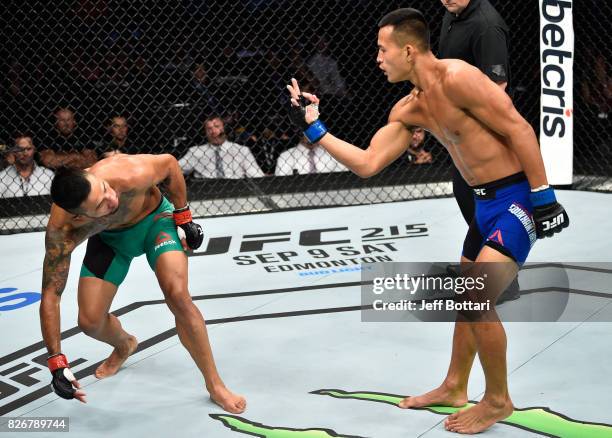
[488,229,504,246]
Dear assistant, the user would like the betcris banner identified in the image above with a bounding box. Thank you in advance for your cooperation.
[539,0,574,185]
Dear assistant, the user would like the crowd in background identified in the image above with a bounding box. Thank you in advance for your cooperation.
[1,0,609,200]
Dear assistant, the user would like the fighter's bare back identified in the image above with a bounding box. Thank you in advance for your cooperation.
[48,154,166,238]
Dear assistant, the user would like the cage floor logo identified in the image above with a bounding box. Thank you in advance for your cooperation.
[212,389,612,438]
[0,288,41,312]
[193,223,429,275]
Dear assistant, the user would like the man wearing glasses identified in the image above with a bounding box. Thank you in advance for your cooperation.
[0,133,55,198]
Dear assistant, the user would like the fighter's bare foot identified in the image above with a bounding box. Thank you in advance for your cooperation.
[399,382,468,409]
[209,386,247,414]
[444,398,514,434]
[95,336,138,379]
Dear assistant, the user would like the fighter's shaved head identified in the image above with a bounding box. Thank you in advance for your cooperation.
[378,8,430,51]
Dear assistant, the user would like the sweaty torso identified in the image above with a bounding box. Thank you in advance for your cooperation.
[50,155,162,242]
[396,60,521,186]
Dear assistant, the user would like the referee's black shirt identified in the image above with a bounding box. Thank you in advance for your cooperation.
[438,0,510,85]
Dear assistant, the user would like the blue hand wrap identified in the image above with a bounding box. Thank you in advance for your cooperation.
[530,187,556,207]
[304,120,328,143]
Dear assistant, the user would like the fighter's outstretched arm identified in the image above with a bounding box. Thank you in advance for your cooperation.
[287,79,413,178]
[445,67,548,188]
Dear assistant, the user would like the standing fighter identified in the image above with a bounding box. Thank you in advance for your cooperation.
[287,8,568,434]
[438,0,520,304]
[40,153,246,413]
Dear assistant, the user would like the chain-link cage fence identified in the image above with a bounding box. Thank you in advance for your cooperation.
[0,0,610,233]
[573,0,612,191]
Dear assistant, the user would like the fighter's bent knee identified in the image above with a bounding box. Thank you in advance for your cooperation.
[78,313,104,335]
[163,289,193,315]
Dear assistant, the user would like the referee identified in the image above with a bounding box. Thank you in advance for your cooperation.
[438,0,520,303]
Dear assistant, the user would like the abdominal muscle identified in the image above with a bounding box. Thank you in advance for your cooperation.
[427,119,523,186]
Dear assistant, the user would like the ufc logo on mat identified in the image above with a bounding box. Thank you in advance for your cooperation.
[542,213,565,231]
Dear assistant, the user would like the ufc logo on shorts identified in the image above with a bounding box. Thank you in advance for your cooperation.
[474,188,487,196]
[542,213,565,231]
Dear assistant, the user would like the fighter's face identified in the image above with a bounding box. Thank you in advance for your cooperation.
[440,0,470,14]
[377,26,411,83]
[204,118,226,145]
[80,175,120,218]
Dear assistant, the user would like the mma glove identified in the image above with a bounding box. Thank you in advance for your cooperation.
[47,354,77,400]
[289,95,328,143]
[529,186,569,238]
[173,205,204,250]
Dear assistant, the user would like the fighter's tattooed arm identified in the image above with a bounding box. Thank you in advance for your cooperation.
[41,223,100,296]
[40,223,100,355]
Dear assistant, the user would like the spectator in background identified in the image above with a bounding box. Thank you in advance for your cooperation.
[223,111,258,147]
[96,115,134,157]
[306,39,349,134]
[0,133,55,198]
[406,127,432,164]
[275,135,347,176]
[179,115,264,179]
[190,63,222,113]
[39,107,97,169]
[307,37,347,98]
[0,141,13,171]
[252,125,291,175]
[284,31,319,93]
[581,54,611,120]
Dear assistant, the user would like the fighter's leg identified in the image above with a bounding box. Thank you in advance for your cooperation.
[454,165,520,304]
[400,256,476,409]
[445,246,516,434]
[77,276,138,379]
[154,250,246,414]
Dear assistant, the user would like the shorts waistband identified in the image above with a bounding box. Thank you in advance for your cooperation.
[471,172,527,199]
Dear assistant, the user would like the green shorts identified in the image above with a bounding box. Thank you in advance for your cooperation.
[80,197,184,286]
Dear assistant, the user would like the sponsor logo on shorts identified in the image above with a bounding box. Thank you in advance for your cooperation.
[487,229,504,246]
[154,231,177,251]
[508,203,537,246]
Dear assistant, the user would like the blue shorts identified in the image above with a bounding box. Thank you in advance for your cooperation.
[462,172,537,264]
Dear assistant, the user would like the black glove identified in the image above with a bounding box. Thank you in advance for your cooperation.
[47,354,76,400]
[173,205,204,250]
[529,187,569,238]
[288,95,328,143]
